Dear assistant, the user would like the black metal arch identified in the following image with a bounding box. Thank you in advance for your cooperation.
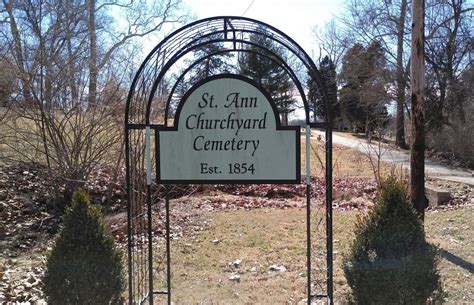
[149,38,311,125]
[125,16,334,305]
[163,47,309,124]
[126,16,331,126]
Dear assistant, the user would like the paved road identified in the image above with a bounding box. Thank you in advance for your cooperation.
[309,130,474,186]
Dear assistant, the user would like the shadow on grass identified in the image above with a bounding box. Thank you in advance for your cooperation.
[440,248,474,274]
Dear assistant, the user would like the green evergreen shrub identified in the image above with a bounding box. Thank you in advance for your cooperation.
[43,189,125,304]
[342,177,443,304]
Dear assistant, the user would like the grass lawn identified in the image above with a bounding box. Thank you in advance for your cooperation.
[301,137,392,179]
[151,204,473,304]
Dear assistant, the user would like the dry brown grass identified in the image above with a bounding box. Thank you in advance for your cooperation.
[169,208,308,303]
[425,206,474,303]
[301,137,391,179]
[152,205,473,304]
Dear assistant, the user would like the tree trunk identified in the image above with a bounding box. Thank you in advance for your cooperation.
[396,0,408,149]
[87,0,97,109]
[281,112,288,126]
[65,0,79,109]
[4,0,31,104]
[410,0,426,220]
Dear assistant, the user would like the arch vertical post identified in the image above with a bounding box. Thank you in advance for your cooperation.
[305,125,312,304]
[325,123,333,304]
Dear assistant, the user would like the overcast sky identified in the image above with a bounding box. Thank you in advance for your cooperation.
[183,0,345,56]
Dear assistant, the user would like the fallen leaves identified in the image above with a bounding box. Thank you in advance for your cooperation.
[0,259,46,303]
[426,177,474,210]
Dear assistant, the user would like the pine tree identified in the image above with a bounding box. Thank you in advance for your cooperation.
[43,190,125,304]
[339,42,390,134]
[187,33,234,84]
[307,55,340,123]
[239,29,296,125]
[343,177,443,304]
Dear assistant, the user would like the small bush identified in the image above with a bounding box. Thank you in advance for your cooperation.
[43,189,125,304]
[342,177,443,304]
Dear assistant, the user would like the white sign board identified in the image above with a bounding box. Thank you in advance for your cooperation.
[157,75,300,183]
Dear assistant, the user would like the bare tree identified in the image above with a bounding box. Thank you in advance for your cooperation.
[395,0,409,149]
[86,0,188,109]
[425,0,473,130]
[342,0,411,149]
[0,56,17,108]
[0,0,187,198]
[421,0,473,169]
[311,20,352,71]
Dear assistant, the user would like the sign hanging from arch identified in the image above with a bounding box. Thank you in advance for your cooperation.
[157,74,301,184]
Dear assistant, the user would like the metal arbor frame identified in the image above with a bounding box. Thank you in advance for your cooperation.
[125,16,333,304]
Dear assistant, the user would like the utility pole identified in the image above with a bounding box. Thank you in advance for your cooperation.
[410,0,426,220]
